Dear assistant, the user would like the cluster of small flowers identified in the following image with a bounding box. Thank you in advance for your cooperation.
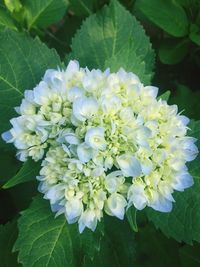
[2,60,198,233]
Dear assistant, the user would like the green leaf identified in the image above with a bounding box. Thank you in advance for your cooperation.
[146,120,200,244]
[169,84,200,120]
[135,0,189,37]
[0,220,19,266]
[3,159,41,189]
[104,39,154,85]
[0,6,17,31]
[69,0,98,17]
[0,148,21,185]
[157,90,171,101]
[179,243,200,267]
[23,0,69,29]
[46,15,82,58]
[126,206,138,232]
[14,195,103,267]
[189,24,200,46]
[9,181,38,211]
[4,0,22,13]
[175,0,199,8]
[159,39,189,65]
[70,0,155,84]
[84,216,136,267]
[134,224,181,267]
[0,29,61,143]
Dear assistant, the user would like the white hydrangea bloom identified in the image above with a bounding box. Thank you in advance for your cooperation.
[2,60,198,233]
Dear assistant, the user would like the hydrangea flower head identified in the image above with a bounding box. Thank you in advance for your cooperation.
[2,60,198,233]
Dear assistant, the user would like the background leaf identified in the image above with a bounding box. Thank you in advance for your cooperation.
[70,0,155,84]
[0,149,20,186]
[4,0,22,13]
[69,0,101,17]
[159,39,189,65]
[84,216,136,267]
[169,84,200,120]
[134,223,181,267]
[23,0,69,29]
[14,195,103,267]
[189,24,200,46]
[0,6,17,31]
[179,243,200,267]
[135,0,189,37]
[3,159,41,189]
[0,220,19,266]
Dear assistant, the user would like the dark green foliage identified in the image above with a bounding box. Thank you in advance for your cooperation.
[0,220,19,266]
[0,0,199,266]
[70,1,155,84]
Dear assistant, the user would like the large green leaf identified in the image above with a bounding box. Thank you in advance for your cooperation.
[146,120,200,244]
[4,0,22,13]
[0,7,17,31]
[84,216,136,267]
[23,0,69,29]
[69,0,99,17]
[3,159,41,189]
[0,148,21,186]
[179,243,200,267]
[0,220,19,266]
[135,0,189,37]
[14,195,103,267]
[134,224,181,267]
[70,0,155,84]
[0,29,61,143]
[159,39,189,65]
[189,24,200,46]
[170,84,200,120]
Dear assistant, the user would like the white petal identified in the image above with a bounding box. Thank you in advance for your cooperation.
[77,142,94,163]
[1,131,13,143]
[65,198,83,224]
[105,178,118,193]
[105,193,127,219]
[33,81,51,105]
[128,184,147,210]
[24,90,35,104]
[105,171,123,193]
[117,154,142,177]
[144,86,158,98]
[85,127,106,150]
[172,172,194,191]
[141,159,153,175]
[67,87,85,102]
[179,115,189,126]
[61,144,71,157]
[158,181,174,202]
[44,184,65,204]
[183,138,198,161]
[43,69,64,93]
[16,150,28,162]
[66,60,79,74]
[78,210,98,233]
[101,95,121,114]
[73,96,98,121]
[65,133,81,145]
[149,192,172,212]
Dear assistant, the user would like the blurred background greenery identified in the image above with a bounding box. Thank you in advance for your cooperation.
[0,0,200,266]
